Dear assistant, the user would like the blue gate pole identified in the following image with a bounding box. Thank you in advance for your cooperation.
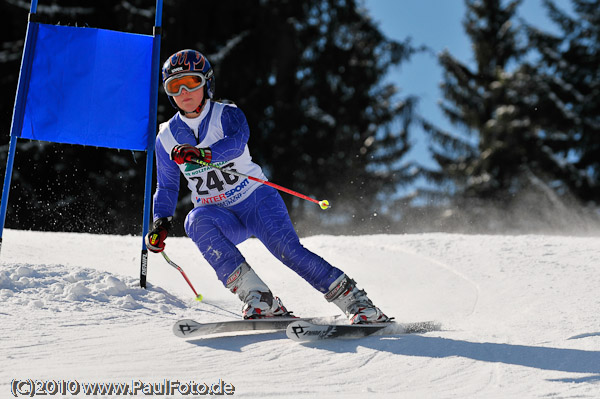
[0,1,41,256]
[140,0,163,288]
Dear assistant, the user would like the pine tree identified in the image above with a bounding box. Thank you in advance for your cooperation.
[419,0,524,223]
[418,0,594,231]
[525,0,600,203]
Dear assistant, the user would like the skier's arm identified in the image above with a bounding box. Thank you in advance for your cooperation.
[153,136,180,220]
[209,106,250,162]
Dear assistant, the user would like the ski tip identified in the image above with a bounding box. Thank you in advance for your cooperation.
[173,319,200,338]
[285,320,316,342]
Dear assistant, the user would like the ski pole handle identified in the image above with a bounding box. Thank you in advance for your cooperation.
[191,159,331,210]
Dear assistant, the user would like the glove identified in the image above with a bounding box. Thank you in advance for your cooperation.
[145,217,172,253]
[170,144,212,165]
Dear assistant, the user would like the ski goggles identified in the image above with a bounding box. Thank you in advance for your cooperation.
[164,72,208,96]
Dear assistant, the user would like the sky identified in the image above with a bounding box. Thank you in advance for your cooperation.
[363,0,571,177]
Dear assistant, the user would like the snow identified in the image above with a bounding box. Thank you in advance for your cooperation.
[1,229,599,398]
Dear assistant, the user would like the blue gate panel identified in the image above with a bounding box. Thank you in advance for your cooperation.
[20,24,154,151]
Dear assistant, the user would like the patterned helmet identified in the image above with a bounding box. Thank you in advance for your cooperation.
[162,49,215,105]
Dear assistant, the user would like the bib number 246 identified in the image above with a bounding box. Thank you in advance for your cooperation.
[190,162,240,195]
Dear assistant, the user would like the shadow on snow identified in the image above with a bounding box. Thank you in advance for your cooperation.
[306,335,600,375]
[186,332,600,377]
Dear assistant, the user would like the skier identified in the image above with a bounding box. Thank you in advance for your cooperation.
[146,49,390,324]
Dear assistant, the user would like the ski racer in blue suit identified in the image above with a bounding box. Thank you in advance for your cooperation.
[146,49,389,324]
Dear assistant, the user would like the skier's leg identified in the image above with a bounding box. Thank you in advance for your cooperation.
[185,205,289,318]
[237,186,390,323]
[236,185,343,293]
[184,205,249,283]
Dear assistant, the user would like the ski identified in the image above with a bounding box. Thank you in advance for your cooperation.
[173,316,337,339]
[285,320,441,342]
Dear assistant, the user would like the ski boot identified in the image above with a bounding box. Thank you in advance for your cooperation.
[225,263,291,319]
[325,274,391,324]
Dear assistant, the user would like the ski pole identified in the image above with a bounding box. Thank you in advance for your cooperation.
[192,158,331,210]
[161,251,203,301]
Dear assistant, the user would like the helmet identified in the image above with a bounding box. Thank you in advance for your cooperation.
[162,49,215,110]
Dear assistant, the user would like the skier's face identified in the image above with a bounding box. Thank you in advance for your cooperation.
[173,86,204,116]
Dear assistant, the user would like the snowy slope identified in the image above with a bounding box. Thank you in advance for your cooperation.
[1,229,599,398]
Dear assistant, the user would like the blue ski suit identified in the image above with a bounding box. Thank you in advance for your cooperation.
[153,101,343,293]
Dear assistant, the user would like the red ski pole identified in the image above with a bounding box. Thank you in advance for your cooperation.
[192,159,331,210]
[161,251,203,301]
